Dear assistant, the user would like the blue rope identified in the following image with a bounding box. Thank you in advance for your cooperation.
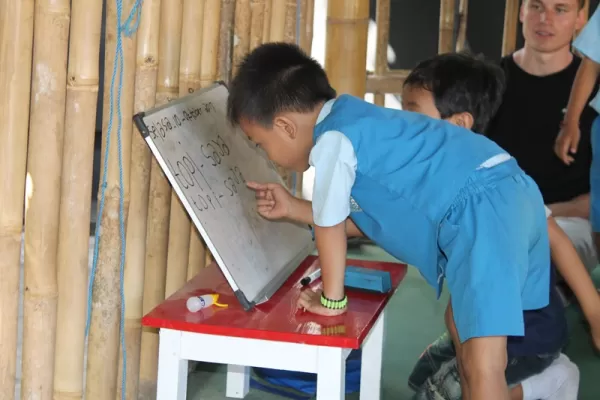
[85,1,143,399]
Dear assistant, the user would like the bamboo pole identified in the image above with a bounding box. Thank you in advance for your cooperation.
[0,0,34,397]
[85,0,137,398]
[116,0,161,399]
[325,1,369,96]
[187,0,222,278]
[217,0,236,84]
[373,0,390,107]
[138,0,183,396]
[284,0,297,43]
[232,0,252,75]
[250,0,266,51]
[53,0,102,398]
[21,1,70,398]
[270,0,286,41]
[455,0,469,52]
[262,0,273,43]
[164,0,201,299]
[502,0,520,56]
[438,0,456,54]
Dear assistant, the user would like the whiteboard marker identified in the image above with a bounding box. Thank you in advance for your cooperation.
[300,269,321,286]
[186,294,228,312]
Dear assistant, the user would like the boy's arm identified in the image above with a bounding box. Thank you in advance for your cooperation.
[289,198,364,237]
[548,216,600,324]
[309,131,357,303]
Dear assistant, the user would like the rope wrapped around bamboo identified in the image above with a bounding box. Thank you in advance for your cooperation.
[117,0,161,398]
[85,0,137,397]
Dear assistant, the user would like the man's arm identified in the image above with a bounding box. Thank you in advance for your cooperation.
[289,197,364,237]
[546,193,590,219]
[548,216,600,330]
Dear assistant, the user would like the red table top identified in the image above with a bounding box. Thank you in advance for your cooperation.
[142,255,407,349]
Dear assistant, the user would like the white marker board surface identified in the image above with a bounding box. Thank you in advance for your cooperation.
[133,82,315,310]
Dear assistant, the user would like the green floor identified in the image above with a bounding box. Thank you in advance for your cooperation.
[186,245,600,399]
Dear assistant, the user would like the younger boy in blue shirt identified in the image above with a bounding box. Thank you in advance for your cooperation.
[228,43,551,399]
[401,52,585,400]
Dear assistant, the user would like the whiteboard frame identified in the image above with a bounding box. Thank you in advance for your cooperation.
[132,82,315,311]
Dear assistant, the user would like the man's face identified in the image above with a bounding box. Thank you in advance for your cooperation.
[521,0,585,54]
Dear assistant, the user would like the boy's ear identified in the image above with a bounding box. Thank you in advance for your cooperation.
[273,116,296,139]
[447,112,474,130]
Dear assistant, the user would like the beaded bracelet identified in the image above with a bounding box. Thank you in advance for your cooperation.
[320,293,348,310]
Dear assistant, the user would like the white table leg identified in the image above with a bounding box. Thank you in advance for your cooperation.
[226,365,250,398]
[316,346,346,400]
[157,329,188,400]
[360,310,385,399]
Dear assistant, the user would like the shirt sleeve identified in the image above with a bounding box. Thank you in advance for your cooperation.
[573,7,600,64]
[545,205,552,219]
[308,131,358,227]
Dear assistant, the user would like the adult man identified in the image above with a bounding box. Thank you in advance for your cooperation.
[486,0,599,274]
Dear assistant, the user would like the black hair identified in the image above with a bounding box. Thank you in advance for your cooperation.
[227,42,337,127]
[403,52,506,133]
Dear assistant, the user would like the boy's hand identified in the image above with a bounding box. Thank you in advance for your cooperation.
[554,122,580,165]
[296,288,347,317]
[246,181,295,220]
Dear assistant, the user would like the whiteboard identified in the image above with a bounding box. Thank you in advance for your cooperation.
[133,82,315,310]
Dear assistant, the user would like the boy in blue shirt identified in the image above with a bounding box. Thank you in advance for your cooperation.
[402,52,587,400]
[228,43,551,399]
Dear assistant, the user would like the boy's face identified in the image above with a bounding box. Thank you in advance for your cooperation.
[401,84,474,130]
[401,85,442,120]
[240,116,312,172]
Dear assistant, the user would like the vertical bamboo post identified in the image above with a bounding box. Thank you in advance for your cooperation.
[502,0,520,56]
[188,0,223,278]
[21,1,70,398]
[164,0,200,299]
[250,0,266,51]
[438,0,456,53]
[262,0,273,43]
[217,0,236,84]
[165,0,205,297]
[270,0,286,41]
[53,0,102,398]
[85,0,136,398]
[138,0,183,396]
[455,0,469,52]
[298,0,313,53]
[284,0,297,43]
[0,0,34,396]
[232,0,252,75]
[373,0,390,107]
[325,0,369,97]
[117,1,161,399]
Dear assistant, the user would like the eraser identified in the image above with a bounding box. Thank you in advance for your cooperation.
[344,265,392,293]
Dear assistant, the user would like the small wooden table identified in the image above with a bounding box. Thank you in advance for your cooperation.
[142,255,407,399]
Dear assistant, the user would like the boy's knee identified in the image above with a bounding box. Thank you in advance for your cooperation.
[460,336,508,381]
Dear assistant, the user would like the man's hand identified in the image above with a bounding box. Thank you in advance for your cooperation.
[246,181,295,220]
[554,121,580,165]
[296,288,347,316]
